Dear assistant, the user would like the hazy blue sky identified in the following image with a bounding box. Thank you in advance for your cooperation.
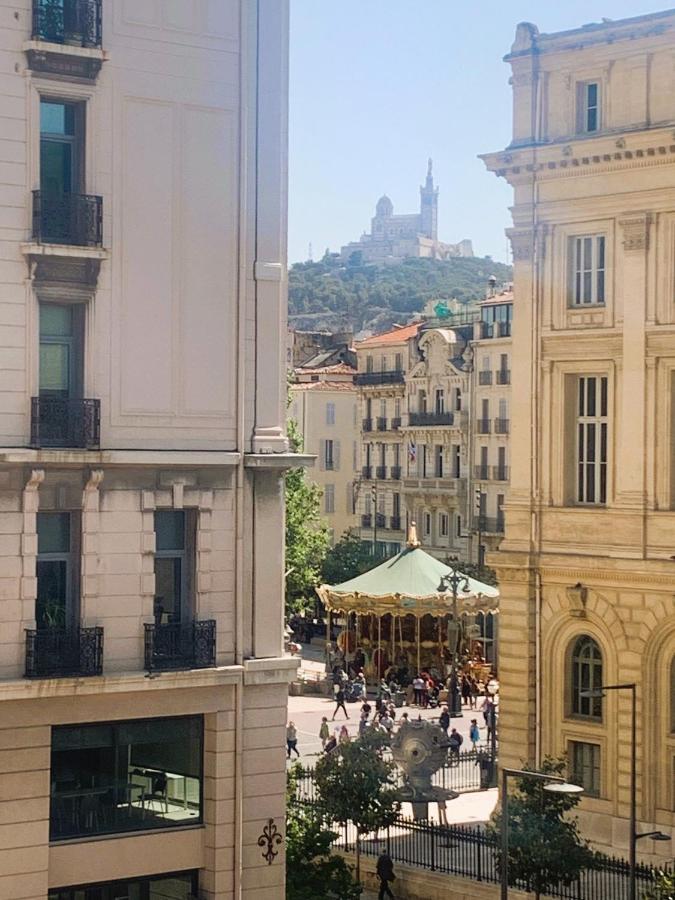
[288,0,666,264]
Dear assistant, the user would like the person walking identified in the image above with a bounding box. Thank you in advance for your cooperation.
[469,718,480,750]
[332,686,349,720]
[376,852,396,899]
[461,674,471,707]
[412,674,425,706]
[286,722,300,759]
[339,724,351,744]
[438,704,450,736]
[448,726,463,762]
[319,716,330,749]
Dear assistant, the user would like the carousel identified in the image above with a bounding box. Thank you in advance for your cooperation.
[316,524,499,685]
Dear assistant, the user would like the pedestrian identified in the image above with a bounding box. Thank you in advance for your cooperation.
[286,721,300,759]
[361,701,372,720]
[332,686,349,720]
[438,704,450,735]
[380,712,394,735]
[319,716,330,749]
[470,718,480,750]
[324,734,337,753]
[437,797,449,827]
[470,675,480,709]
[339,724,351,744]
[412,674,425,706]
[376,852,396,899]
[461,674,471,707]
[448,726,463,761]
[358,713,368,736]
[399,712,409,728]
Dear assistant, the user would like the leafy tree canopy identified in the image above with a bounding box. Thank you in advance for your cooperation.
[321,529,375,586]
[644,870,675,900]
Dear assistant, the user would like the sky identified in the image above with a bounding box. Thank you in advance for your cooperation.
[288,0,668,264]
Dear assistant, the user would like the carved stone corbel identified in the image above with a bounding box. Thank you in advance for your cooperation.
[618,213,651,252]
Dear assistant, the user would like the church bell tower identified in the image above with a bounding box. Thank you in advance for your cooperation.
[419,158,439,240]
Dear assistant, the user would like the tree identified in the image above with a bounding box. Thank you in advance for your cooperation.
[314,730,400,882]
[285,417,330,615]
[321,529,374,585]
[487,757,597,900]
[286,768,362,900]
[644,870,675,900]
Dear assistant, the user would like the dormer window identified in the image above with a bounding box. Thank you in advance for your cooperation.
[578,82,600,134]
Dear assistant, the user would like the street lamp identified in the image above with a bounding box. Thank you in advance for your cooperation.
[500,767,584,900]
[580,683,670,900]
[438,570,470,717]
[486,678,498,784]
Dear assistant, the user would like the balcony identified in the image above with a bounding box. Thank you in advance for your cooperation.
[362,418,373,432]
[361,514,372,528]
[375,513,386,528]
[477,516,505,534]
[31,396,100,449]
[390,466,402,480]
[408,411,454,427]
[32,0,102,47]
[494,418,510,434]
[474,466,490,480]
[477,418,491,434]
[355,370,405,386]
[32,191,103,247]
[362,466,373,479]
[493,466,509,481]
[390,516,402,531]
[375,466,387,479]
[478,371,493,386]
[25,626,103,678]
[391,417,402,430]
[376,417,388,432]
[496,369,511,385]
[144,620,216,673]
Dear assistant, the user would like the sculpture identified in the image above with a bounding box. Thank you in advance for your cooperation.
[390,718,458,820]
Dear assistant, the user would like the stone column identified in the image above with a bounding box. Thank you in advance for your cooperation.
[252,470,284,659]
[21,470,44,632]
[80,470,103,623]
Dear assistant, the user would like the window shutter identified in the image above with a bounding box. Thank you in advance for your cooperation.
[319,439,325,471]
[334,440,341,471]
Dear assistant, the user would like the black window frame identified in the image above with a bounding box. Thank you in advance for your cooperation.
[570,740,601,798]
[48,869,200,900]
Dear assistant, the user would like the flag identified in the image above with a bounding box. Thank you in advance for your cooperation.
[408,440,417,463]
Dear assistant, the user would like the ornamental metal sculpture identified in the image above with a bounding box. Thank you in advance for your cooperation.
[257,818,283,865]
[390,718,458,820]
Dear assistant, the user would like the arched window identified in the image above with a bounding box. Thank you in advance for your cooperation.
[570,635,603,719]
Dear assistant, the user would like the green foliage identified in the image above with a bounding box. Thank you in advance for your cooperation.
[644,870,675,900]
[487,757,597,899]
[451,560,498,587]
[288,255,513,333]
[285,418,330,615]
[321,529,375,585]
[286,768,362,900]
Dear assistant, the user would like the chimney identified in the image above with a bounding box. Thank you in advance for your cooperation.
[487,275,497,299]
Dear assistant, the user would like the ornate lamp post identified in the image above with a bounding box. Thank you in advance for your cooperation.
[438,570,469,717]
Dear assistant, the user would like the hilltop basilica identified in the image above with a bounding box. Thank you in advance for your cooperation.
[340,160,473,263]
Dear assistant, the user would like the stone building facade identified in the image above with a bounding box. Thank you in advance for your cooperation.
[482,10,675,861]
[0,2,295,898]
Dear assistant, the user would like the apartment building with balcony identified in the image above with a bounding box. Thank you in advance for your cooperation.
[0,2,294,898]
[290,362,359,543]
[354,323,419,555]
[470,286,513,557]
[482,10,675,860]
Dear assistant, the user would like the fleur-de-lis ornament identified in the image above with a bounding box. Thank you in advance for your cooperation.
[257,818,283,865]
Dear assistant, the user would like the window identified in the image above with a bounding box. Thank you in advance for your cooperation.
[435,445,443,478]
[570,236,605,306]
[394,399,401,419]
[479,445,488,478]
[324,439,334,470]
[366,356,373,373]
[380,399,386,417]
[439,512,449,537]
[578,82,600,133]
[49,871,199,900]
[497,446,507,480]
[326,402,335,425]
[435,390,445,414]
[452,444,461,479]
[37,511,78,630]
[50,716,203,840]
[381,356,388,372]
[577,376,608,504]
[570,635,603,719]
[570,741,601,797]
[393,443,401,466]
[423,511,431,537]
[496,494,505,531]
[454,388,462,412]
[324,484,335,514]
[40,303,84,400]
[393,493,401,517]
[395,352,403,371]
[40,99,84,196]
[154,510,194,625]
[419,390,427,413]
[419,443,427,478]
[353,441,357,472]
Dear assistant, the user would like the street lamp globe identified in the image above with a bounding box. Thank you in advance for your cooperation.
[543,782,584,795]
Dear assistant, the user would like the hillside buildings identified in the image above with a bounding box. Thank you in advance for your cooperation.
[0,2,294,898]
[482,10,675,861]
[340,160,474,263]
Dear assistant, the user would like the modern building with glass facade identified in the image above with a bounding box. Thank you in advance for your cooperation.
[0,1,294,897]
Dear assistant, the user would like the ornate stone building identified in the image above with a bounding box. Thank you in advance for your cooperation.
[341,161,473,263]
[482,10,675,861]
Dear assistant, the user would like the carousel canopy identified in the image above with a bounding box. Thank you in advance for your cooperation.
[317,524,499,618]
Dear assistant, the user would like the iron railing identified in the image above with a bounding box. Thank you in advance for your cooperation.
[362,418,373,432]
[362,466,372,479]
[493,466,509,481]
[376,417,388,432]
[144,620,216,672]
[494,418,510,434]
[375,513,386,528]
[31,396,100,449]
[32,191,103,246]
[476,418,491,434]
[25,626,103,678]
[375,466,387,479]
[361,514,372,528]
[477,517,504,534]
[474,465,490,480]
[408,411,454,427]
[495,369,511,385]
[355,371,405,386]
[390,466,402,480]
[390,516,402,530]
[478,371,493,385]
[32,0,102,47]
[391,417,402,430]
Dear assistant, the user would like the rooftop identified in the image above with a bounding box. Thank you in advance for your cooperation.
[355,322,421,348]
[290,380,357,393]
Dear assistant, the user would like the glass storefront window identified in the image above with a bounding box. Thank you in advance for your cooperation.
[48,870,199,900]
[50,716,202,840]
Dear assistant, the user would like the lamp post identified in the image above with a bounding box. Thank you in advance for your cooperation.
[580,683,670,900]
[438,570,470,717]
[500,768,584,900]
[486,677,498,786]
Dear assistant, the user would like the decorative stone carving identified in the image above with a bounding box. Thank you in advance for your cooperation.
[506,227,534,262]
[619,214,651,252]
[390,718,458,819]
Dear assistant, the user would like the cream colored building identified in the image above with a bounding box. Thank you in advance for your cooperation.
[482,10,675,861]
[290,364,359,543]
[0,2,296,898]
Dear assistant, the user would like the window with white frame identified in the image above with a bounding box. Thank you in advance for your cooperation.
[439,512,449,537]
[577,376,608,504]
[578,81,600,133]
[435,389,445,414]
[326,402,335,425]
[324,484,335,514]
[570,236,605,306]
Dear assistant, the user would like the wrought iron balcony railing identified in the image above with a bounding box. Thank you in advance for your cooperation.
[494,418,510,434]
[391,417,402,430]
[474,466,490,480]
[25,626,103,678]
[32,191,103,247]
[390,516,402,531]
[375,466,387,479]
[362,418,373,432]
[476,418,491,434]
[390,466,402,480]
[478,371,493,385]
[361,514,372,528]
[408,411,454,427]
[376,417,388,432]
[477,516,505,534]
[375,513,386,528]
[493,466,509,481]
[362,466,372,479]
[355,371,405,386]
[495,369,511,385]
[144,620,216,673]
[31,396,100,449]
[32,0,102,47]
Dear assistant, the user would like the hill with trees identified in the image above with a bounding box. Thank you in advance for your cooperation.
[288,253,512,334]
